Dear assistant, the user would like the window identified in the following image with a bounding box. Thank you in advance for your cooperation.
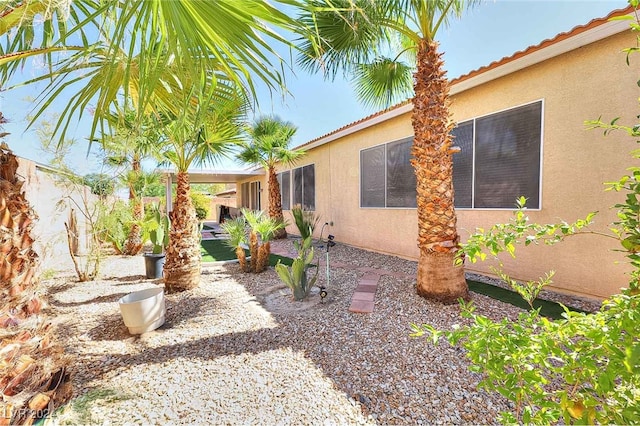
[360,137,416,208]
[241,181,261,210]
[291,164,315,210]
[452,100,542,209]
[277,171,291,210]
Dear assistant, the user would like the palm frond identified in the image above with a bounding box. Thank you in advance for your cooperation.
[352,56,413,109]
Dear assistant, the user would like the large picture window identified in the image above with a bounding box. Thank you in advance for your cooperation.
[283,164,315,210]
[452,100,543,209]
[277,171,291,211]
[360,137,416,208]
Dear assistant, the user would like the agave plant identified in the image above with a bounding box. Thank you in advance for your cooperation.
[275,236,318,301]
[221,217,249,272]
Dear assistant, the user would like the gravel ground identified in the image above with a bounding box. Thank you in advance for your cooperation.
[41,239,599,425]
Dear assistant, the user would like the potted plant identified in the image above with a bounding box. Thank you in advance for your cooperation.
[143,204,170,279]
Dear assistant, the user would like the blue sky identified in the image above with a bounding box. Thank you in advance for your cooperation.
[0,0,625,174]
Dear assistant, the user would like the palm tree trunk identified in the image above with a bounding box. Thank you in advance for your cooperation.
[411,41,469,304]
[164,171,201,292]
[0,143,71,425]
[123,158,143,255]
[256,241,270,273]
[268,166,287,239]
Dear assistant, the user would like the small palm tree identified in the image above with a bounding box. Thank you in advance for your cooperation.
[298,0,479,303]
[237,116,305,239]
[221,217,249,272]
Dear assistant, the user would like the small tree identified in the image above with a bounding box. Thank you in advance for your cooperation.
[237,116,305,239]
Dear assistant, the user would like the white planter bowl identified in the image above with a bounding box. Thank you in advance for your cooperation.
[118,287,166,334]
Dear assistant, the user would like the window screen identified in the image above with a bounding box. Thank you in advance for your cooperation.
[250,181,261,210]
[474,102,542,208]
[386,138,416,208]
[241,182,249,208]
[302,165,315,210]
[360,145,385,207]
[288,165,316,211]
[451,101,542,209]
[278,171,291,210]
[452,121,474,208]
[292,168,303,206]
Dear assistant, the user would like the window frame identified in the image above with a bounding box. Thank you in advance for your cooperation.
[453,99,544,211]
[359,136,417,209]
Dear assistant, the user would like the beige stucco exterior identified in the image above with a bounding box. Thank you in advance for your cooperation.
[266,27,639,300]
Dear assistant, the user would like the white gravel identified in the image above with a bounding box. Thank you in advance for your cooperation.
[41,239,597,425]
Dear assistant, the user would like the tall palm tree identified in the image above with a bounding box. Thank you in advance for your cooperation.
[237,116,304,239]
[154,72,248,293]
[298,0,478,303]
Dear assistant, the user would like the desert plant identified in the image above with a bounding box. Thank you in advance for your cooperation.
[146,204,170,255]
[221,217,249,272]
[291,204,320,240]
[242,208,285,273]
[275,236,318,301]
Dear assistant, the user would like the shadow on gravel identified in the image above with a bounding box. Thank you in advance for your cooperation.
[84,296,223,342]
[111,274,148,283]
[52,292,132,308]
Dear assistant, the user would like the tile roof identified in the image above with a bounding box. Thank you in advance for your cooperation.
[297,5,636,150]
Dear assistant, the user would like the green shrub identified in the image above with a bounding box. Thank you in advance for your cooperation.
[96,200,134,254]
[191,192,210,220]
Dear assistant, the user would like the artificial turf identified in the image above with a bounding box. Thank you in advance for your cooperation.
[200,239,293,266]
[467,280,588,320]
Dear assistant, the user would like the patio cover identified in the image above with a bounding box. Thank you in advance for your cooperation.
[160,168,264,214]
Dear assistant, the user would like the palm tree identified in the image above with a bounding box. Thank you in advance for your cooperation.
[101,107,161,255]
[237,116,304,239]
[297,0,478,303]
[154,73,248,293]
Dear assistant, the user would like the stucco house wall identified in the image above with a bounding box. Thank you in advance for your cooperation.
[272,11,638,300]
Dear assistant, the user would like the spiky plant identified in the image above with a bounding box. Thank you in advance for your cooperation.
[221,217,249,272]
[291,204,320,240]
[0,141,71,425]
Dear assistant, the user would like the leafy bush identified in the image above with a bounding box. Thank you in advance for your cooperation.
[191,192,210,220]
[83,173,115,197]
[96,200,134,254]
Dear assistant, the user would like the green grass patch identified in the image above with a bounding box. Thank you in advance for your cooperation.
[467,280,587,320]
[200,239,293,266]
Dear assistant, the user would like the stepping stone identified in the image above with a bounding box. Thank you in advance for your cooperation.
[349,299,374,313]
